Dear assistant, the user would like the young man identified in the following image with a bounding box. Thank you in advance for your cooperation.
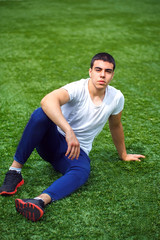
[0,53,145,222]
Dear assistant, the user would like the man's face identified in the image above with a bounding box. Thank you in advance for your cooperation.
[89,60,114,90]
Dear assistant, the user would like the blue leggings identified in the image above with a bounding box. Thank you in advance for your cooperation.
[14,108,91,201]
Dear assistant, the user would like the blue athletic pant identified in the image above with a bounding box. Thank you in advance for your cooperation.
[14,108,91,201]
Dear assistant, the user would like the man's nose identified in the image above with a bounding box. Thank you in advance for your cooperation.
[100,70,105,77]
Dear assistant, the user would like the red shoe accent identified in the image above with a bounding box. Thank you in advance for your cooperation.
[0,179,24,195]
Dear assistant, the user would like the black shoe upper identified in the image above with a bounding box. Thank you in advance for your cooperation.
[0,170,23,193]
[20,198,45,210]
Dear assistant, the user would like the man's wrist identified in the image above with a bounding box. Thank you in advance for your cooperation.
[65,127,74,135]
[119,152,127,161]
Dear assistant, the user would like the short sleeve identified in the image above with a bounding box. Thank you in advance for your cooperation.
[61,81,81,102]
[111,91,124,115]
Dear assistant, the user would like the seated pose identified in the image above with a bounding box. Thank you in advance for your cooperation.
[0,52,145,222]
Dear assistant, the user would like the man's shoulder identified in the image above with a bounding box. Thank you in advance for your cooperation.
[61,78,89,101]
[108,85,122,95]
[107,85,124,102]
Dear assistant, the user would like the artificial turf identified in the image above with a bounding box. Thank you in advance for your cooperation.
[0,0,160,239]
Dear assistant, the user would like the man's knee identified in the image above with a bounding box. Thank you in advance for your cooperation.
[30,108,49,124]
[70,165,90,186]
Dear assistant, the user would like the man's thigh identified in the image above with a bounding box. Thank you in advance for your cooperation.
[52,148,91,176]
[36,123,67,164]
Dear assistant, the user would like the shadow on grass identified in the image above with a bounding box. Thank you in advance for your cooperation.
[90,144,146,163]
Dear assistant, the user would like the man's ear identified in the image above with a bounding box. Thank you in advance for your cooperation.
[111,71,115,79]
[89,68,92,78]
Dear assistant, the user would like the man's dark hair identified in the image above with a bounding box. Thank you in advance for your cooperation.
[90,52,116,70]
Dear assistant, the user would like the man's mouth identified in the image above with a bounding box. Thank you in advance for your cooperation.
[97,81,105,84]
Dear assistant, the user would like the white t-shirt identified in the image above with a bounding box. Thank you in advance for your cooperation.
[57,78,124,155]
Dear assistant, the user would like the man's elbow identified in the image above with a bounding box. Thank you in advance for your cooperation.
[40,97,46,109]
[109,121,122,131]
[40,95,50,110]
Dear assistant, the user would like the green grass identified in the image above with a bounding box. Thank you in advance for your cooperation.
[0,0,160,239]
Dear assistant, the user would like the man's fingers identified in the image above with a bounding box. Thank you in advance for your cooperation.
[73,146,80,160]
[136,155,145,159]
[65,145,80,160]
[133,158,141,162]
[123,154,146,162]
[65,144,76,159]
[65,145,71,157]
[125,158,141,162]
[65,129,80,160]
[69,146,80,160]
[76,147,80,160]
[68,146,76,159]
[132,155,145,161]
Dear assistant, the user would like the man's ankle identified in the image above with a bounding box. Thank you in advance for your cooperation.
[11,160,23,169]
[36,194,52,206]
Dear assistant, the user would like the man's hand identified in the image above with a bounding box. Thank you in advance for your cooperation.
[122,154,145,162]
[65,129,80,160]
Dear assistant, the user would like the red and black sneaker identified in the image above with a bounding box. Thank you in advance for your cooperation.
[0,170,24,195]
[15,198,44,222]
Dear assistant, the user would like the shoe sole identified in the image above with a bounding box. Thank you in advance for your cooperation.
[15,199,44,222]
[0,179,24,195]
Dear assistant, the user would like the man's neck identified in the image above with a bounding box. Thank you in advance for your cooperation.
[88,79,107,106]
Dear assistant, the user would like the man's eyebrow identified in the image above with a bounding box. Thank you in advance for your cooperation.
[94,67,102,70]
[94,67,113,71]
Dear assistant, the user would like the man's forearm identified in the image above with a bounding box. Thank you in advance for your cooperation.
[109,122,127,160]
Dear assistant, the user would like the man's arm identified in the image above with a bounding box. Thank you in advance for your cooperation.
[108,111,145,161]
[41,88,80,160]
